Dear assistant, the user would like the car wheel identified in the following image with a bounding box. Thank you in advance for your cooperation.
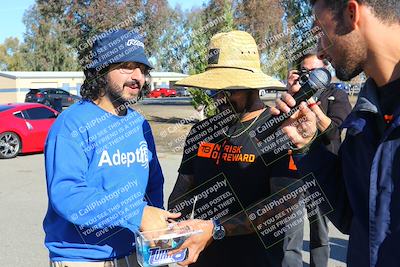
[0,132,21,159]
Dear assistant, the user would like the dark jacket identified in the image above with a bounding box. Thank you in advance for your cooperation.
[296,78,400,267]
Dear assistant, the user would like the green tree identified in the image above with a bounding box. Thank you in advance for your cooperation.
[185,0,238,118]
[221,0,236,32]
[21,2,80,71]
[141,0,172,58]
[54,0,172,66]
[0,37,26,71]
[183,9,214,119]
[236,0,283,44]
[155,7,188,72]
[281,0,314,68]
[185,9,208,75]
[236,0,287,79]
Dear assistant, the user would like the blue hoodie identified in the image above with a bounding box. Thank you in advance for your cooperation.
[43,101,164,262]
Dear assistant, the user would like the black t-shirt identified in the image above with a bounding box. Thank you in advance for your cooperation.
[179,108,296,206]
[178,108,299,267]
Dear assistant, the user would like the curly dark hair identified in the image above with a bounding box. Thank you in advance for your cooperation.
[80,63,151,101]
[310,0,400,24]
[80,69,108,101]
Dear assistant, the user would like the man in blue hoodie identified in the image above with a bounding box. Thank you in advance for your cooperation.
[43,29,180,267]
[272,1,400,266]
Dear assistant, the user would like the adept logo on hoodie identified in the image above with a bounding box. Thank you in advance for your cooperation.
[98,141,149,168]
[138,141,149,168]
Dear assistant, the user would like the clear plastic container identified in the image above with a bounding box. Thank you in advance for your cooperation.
[135,227,203,266]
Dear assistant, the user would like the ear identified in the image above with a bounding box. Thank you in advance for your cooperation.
[345,0,361,30]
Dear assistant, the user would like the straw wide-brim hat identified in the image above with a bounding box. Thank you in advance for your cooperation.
[176,30,285,90]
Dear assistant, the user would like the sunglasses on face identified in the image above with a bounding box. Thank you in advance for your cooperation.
[206,89,245,98]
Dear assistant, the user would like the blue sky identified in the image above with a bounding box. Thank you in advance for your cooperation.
[0,0,208,43]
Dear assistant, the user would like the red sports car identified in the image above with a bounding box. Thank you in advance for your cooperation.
[0,103,58,159]
[147,88,177,98]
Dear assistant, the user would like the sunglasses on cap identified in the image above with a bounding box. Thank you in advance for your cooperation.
[109,62,150,75]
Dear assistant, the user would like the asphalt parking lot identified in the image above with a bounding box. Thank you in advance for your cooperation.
[0,103,352,267]
[0,151,349,267]
[0,152,183,266]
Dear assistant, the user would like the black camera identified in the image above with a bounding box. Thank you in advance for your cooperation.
[297,67,311,86]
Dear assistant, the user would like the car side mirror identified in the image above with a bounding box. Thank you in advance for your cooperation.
[53,112,59,118]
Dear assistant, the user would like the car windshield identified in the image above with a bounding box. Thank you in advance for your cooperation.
[0,106,12,113]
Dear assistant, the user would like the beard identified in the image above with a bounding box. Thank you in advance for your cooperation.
[219,99,244,116]
[332,31,367,81]
[105,79,142,106]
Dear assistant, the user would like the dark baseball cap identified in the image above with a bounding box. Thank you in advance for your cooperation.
[86,29,153,71]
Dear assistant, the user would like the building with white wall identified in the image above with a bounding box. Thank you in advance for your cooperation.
[0,71,188,103]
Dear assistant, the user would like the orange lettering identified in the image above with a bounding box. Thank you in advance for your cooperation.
[249,154,255,162]
[197,143,215,158]
[222,153,227,161]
